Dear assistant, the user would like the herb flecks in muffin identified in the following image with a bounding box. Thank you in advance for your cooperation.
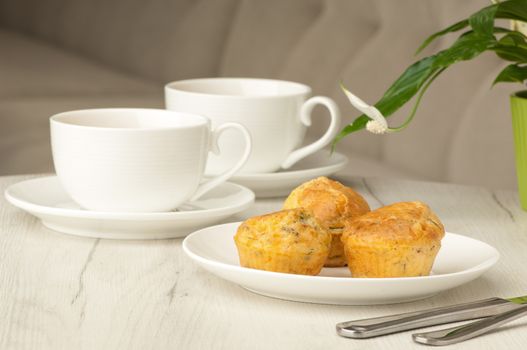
[234,208,331,275]
[283,177,370,267]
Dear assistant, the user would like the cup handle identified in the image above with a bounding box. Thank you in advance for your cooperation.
[189,123,252,201]
[280,96,341,169]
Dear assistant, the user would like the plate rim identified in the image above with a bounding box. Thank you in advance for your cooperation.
[183,222,500,283]
[231,152,348,181]
[4,176,255,221]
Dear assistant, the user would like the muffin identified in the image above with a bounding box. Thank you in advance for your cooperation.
[283,177,370,267]
[234,208,331,275]
[341,201,445,278]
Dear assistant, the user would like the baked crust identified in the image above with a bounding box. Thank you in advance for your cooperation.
[283,177,370,266]
[284,177,370,229]
[341,201,445,277]
[234,208,331,275]
[342,201,444,245]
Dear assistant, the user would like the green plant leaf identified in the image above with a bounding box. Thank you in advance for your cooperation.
[333,0,527,147]
[499,31,527,48]
[494,64,527,84]
[333,57,439,144]
[334,32,496,144]
[433,31,496,67]
[491,32,527,62]
[494,46,527,61]
[417,0,527,54]
[493,27,516,34]
[495,0,527,22]
[416,20,469,54]
[390,68,446,132]
[379,57,439,105]
[469,4,498,38]
[334,32,495,143]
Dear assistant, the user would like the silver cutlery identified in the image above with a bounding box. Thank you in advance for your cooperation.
[337,295,527,342]
[412,303,527,345]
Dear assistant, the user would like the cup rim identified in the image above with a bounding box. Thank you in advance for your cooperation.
[165,77,312,99]
[50,108,210,131]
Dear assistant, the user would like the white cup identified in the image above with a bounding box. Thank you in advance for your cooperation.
[165,78,341,175]
[50,108,251,212]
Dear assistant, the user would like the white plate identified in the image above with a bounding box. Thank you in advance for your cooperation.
[5,176,254,240]
[183,222,500,305]
[230,151,348,198]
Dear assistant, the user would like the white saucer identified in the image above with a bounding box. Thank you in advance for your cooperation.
[231,151,348,198]
[183,222,500,305]
[5,176,255,240]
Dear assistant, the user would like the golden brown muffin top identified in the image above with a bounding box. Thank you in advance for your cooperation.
[283,177,370,229]
[341,201,445,246]
[234,208,331,255]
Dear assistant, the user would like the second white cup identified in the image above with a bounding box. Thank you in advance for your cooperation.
[165,78,341,175]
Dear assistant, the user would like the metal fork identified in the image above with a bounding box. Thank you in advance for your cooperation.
[337,298,527,346]
[412,304,527,346]
[336,298,520,339]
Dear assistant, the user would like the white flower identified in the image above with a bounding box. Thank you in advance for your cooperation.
[340,84,389,135]
[366,120,389,134]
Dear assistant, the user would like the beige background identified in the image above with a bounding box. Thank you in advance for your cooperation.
[0,0,520,189]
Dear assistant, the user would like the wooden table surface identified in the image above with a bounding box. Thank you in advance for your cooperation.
[1,174,527,349]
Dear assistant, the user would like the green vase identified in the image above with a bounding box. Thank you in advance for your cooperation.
[511,91,527,210]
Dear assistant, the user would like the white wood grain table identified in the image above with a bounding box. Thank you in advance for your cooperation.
[1,174,527,349]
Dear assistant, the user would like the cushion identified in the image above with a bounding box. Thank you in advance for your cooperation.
[0,0,239,82]
[0,30,159,98]
[0,95,163,174]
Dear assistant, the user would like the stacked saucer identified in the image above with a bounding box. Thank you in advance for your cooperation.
[6,78,348,239]
[165,78,347,198]
[5,176,254,240]
[5,108,255,240]
[230,150,348,198]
